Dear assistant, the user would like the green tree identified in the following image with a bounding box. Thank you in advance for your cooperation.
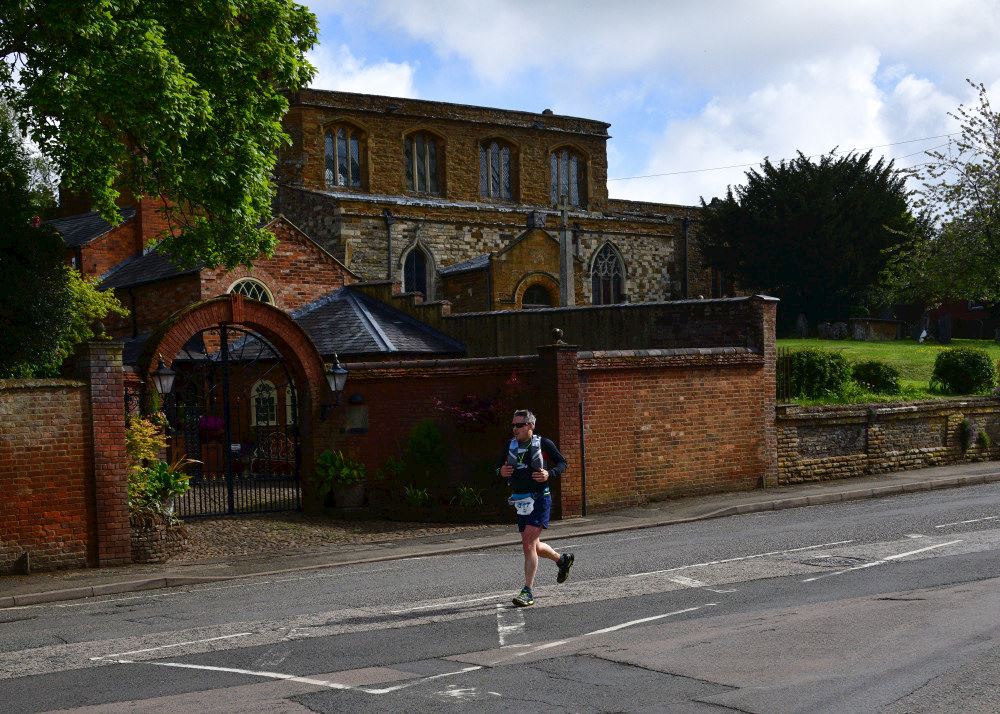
[879,80,1000,306]
[0,0,318,268]
[0,105,127,378]
[699,151,917,333]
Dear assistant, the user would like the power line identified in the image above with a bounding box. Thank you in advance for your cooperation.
[607,132,960,182]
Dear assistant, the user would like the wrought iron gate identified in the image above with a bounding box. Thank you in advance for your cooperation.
[164,324,302,517]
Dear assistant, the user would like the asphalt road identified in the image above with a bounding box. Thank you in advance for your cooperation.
[5,482,1000,712]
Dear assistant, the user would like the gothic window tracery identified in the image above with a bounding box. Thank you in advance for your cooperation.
[550,147,586,207]
[480,139,512,200]
[591,243,625,305]
[229,278,273,304]
[404,131,442,194]
[251,380,277,426]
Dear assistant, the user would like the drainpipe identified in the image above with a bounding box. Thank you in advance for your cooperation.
[486,253,494,311]
[681,217,690,298]
[383,209,395,280]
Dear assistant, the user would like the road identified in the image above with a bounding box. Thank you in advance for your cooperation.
[4,483,1000,712]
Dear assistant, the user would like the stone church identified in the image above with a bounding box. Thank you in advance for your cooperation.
[274,89,716,311]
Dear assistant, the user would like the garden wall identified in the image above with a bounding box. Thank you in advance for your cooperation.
[0,342,131,575]
[777,397,1000,484]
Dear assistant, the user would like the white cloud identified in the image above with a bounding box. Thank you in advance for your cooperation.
[307,44,417,98]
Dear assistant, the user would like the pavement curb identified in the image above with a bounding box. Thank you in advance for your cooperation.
[6,471,1000,609]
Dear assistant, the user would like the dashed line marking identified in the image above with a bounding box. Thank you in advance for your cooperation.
[89,633,253,661]
[628,540,854,578]
[935,516,999,529]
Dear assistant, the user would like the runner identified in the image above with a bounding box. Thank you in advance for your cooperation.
[498,409,574,607]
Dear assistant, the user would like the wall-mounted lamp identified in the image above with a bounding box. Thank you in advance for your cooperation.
[321,354,349,420]
[150,354,176,395]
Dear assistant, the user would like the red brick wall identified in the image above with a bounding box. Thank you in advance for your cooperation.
[200,219,355,311]
[78,220,139,278]
[106,275,202,338]
[0,380,96,572]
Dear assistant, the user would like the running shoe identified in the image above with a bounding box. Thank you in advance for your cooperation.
[512,586,534,607]
[557,553,574,584]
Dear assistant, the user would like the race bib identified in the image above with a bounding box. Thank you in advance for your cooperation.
[508,494,535,515]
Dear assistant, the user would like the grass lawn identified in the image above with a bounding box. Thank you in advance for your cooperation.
[776,338,1000,403]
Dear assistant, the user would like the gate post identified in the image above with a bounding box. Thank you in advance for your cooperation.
[537,331,583,519]
[80,339,132,566]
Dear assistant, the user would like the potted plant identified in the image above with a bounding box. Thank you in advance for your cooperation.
[315,449,367,509]
[143,456,198,518]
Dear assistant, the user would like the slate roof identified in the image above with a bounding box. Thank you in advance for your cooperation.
[46,208,137,248]
[439,253,490,276]
[99,248,201,289]
[292,288,464,357]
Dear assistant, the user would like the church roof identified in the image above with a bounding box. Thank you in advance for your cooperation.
[46,207,136,248]
[292,288,465,357]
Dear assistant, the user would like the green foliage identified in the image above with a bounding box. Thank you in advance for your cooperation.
[403,420,447,489]
[1,0,318,268]
[958,418,973,451]
[978,430,992,449]
[451,485,485,510]
[699,150,916,332]
[125,415,168,478]
[789,349,851,398]
[314,449,366,498]
[403,484,430,508]
[930,347,997,394]
[880,80,1000,306]
[851,360,901,394]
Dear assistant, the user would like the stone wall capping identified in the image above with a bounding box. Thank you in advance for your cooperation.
[0,378,87,389]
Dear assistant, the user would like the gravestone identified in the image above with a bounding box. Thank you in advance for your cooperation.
[795,313,810,338]
[937,314,953,344]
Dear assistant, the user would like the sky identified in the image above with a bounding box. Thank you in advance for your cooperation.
[302,0,1000,206]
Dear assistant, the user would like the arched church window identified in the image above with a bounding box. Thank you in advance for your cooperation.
[229,278,273,304]
[404,131,443,194]
[480,139,513,200]
[251,380,277,426]
[591,244,625,305]
[325,124,365,189]
[522,283,554,309]
[549,147,587,207]
[403,246,429,297]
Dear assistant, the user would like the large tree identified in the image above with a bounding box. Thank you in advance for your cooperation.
[699,150,918,332]
[878,80,1000,306]
[0,0,317,268]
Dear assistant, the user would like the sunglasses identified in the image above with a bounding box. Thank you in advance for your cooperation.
[511,422,530,429]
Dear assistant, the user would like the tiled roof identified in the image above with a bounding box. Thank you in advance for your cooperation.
[293,288,464,357]
[439,254,490,276]
[99,248,201,289]
[46,208,136,248]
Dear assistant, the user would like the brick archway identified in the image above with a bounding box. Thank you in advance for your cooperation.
[139,293,330,508]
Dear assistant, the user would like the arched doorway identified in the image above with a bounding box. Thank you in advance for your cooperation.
[139,294,328,517]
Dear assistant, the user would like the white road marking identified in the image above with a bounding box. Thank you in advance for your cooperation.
[935,516,999,529]
[389,595,500,614]
[628,540,854,578]
[802,540,964,582]
[495,604,526,647]
[668,575,736,594]
[110,657,483,695]
[89,633,253,660]
[906,534,927,539]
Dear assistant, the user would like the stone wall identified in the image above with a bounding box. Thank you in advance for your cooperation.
[777,398,1000,483]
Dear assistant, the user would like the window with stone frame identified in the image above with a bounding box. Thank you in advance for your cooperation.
[591,243,625,305]
[549,146,587,207]
[229,278,273,304]
[251,380,278,426]
[479,139,513,200]
[403,245,429,297]
[324,124,366,189]
[404,131,442,194]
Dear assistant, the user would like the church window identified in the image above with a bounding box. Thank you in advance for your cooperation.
[229,278,273,304]
[404,131,441,194]
[550,147,586,207]
[251,380,277,426]
[591,244,625,305]
[324,124,365,189]
[403,246,429,297]
[479,140,512,200]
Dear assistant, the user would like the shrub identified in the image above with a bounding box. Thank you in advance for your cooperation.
[403,420,447,489]
[978,430,992,450]
[451,485,485,510]
[930,347,996,394]
[315,449,366,499]
[851,360,901,394]
[789,349,851,398]
[403,484,430,508]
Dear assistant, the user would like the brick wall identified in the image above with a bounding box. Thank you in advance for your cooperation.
[106,275,202,338]
[777,398,1000,483]
[78,220,139,278]
[0,380,95,572]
